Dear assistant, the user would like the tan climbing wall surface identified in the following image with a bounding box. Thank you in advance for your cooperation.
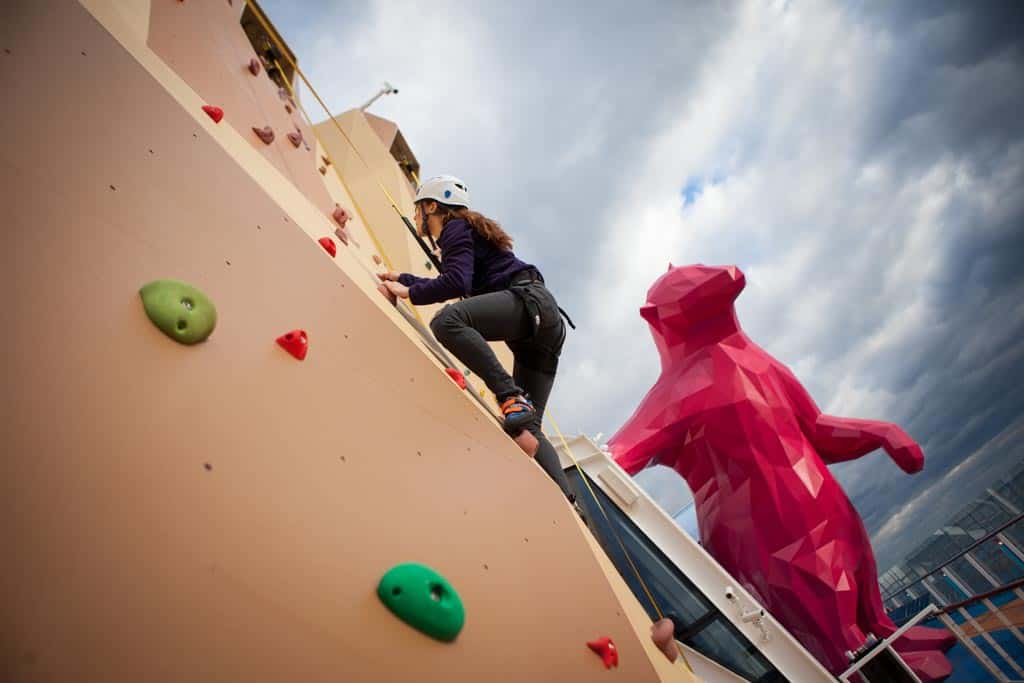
[0,2,664,681]
[146,0,335,217]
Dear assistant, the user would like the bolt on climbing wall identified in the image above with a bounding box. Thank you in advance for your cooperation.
[0,2,690,681]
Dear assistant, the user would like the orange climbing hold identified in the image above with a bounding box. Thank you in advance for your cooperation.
[201,105,223,123]
[372,254,383,265]
[276,329,308,361]
[252,126,274,144]
[445,368,467,390]
[247,57,260,76]
[587,637,618,669]
[318,237,336,257]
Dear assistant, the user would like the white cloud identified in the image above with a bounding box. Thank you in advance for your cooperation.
[267,0,1024,570]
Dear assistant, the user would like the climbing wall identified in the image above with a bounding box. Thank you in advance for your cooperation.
[0,2,677,681]
[146,0,334,217]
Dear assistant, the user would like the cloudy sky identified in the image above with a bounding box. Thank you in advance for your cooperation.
[262,0,1024,572]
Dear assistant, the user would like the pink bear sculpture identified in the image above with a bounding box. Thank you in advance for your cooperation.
[608,264,955,680]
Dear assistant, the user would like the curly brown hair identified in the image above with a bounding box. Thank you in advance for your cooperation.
[430,203,514,251]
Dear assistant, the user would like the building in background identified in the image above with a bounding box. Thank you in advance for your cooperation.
[880,458,1024,615]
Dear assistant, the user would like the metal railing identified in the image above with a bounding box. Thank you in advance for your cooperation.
[883,512,1024,604]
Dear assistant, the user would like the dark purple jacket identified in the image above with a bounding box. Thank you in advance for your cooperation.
[397,218,533,306]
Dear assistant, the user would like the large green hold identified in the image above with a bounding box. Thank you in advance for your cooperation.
[377,563,464,642]
[139,279,217,345]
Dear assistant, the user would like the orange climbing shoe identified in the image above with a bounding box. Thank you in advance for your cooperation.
[500,395,536,432]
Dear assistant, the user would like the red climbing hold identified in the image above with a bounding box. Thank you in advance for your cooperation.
[286,131,302,148]
[445,368,467,390]
[253,125,274,144]
[587,637,618,669]
[202,105,224,123]
[332,205,351,229]
[276,329,308,361]
[318,236,336,257]
[248,57,260,76]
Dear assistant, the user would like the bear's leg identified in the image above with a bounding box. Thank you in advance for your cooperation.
[852,546,955,678]
[768,571,868,673]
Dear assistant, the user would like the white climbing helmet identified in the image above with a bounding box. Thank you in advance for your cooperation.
[415,175,471,208]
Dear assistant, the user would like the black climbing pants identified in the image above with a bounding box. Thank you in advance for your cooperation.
[429,273,572,499]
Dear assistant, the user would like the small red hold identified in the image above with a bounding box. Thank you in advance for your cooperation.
[319,165,327,175]
[587,637,618,669]
[332,204,351,229]
[202,105,224,123]
[318,236,336,257]
[276,329,308,361]
[445,368,467,390]
[286,131,302,148]
[253,125,274,144]
[247,57,260,76]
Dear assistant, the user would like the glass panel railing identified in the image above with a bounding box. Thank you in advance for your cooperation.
[566,467,784,682]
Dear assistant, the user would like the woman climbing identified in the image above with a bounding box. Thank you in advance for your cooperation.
[378,175,575,500]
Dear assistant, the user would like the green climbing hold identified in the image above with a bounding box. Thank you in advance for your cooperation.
[377,563,464,642]
[139,279,217,345]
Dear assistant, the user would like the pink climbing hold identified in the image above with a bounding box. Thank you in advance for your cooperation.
[377,283,397,306]
[248,57,260,76]
[318,237,336,257]
[587,637,618,669]
[445,368,467,390]
[252,126,274,145]
[202,105,224,123]
[651,619,678,663]
[286,131,302,148]
[276,329,308,361]
[332,205,351,229]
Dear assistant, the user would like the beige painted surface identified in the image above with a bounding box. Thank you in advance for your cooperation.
[576,516,704,682]
[146,0,335,215]
[316,111,417,275]
[0,2,664,681]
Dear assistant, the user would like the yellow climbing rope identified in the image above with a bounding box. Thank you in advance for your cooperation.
[247,2,424,259]
[248,4,692,669]
[545,412,694,672]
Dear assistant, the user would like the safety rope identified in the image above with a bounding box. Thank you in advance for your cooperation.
[246,0,441,272]
[270,57,400,276]
[545,413,694,672]
[246,4,691,670]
